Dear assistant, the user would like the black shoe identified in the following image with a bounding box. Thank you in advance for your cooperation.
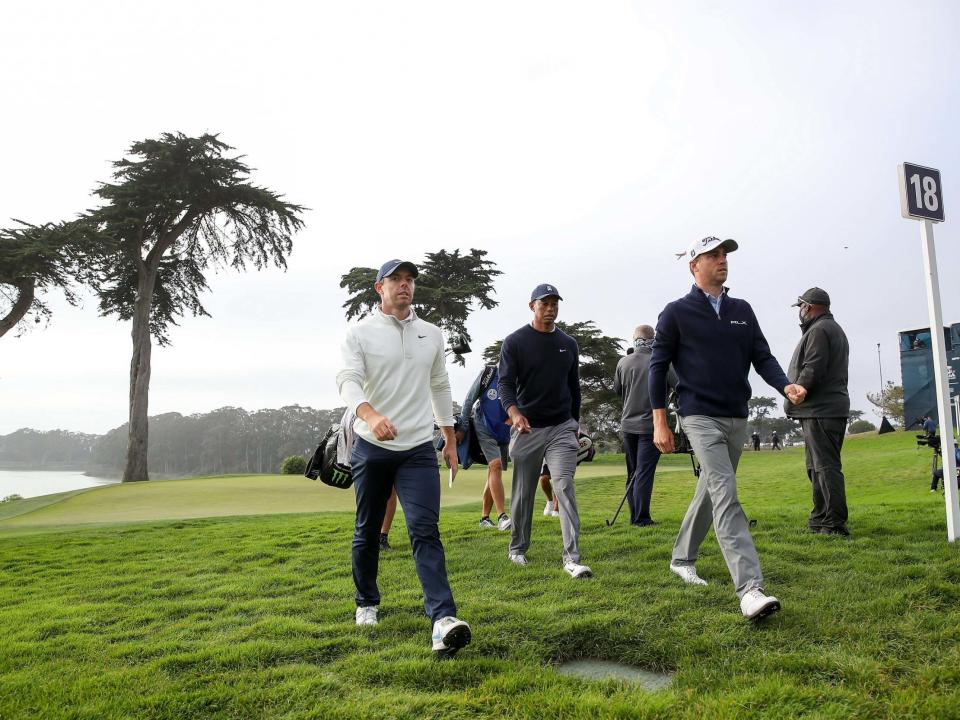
[379,533,392,550]
[819,527,850,536]
[635,519,658,527]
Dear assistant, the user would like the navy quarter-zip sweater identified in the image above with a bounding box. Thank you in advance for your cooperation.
[648,285,790,418]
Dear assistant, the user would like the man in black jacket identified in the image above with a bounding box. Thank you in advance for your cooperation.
[785,287,851,536]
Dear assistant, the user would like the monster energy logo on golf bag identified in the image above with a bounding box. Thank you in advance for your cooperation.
[305,422,354,489]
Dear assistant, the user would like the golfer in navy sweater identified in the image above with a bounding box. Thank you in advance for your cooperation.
[649,237,806,620]
[498,284,592,579]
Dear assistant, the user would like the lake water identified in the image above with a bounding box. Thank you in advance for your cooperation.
[0,470,118,500]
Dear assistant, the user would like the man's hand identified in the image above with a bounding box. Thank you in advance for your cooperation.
[785,384,807,405]
[507,405,531,434]
[356,403,398,441]
[652,409,675,454]
[440,427,459,484]
[442,444,459,472]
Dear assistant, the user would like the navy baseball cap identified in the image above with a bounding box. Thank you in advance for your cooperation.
[531,283,563,301]
[376,259,419,283]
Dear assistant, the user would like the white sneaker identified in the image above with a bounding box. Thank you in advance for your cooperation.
[563,561,593,579]
[508,552,528,566]
[431,616,471,656]
[543,501,554,516]
[355,606,378,626]
[479,517,495,529]
[740,588,781,620]
[550,507,560,517]
[669,563,708,586]
[497,514,512,531]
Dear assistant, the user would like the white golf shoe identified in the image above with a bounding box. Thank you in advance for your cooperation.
[740,588,781,620]
[355,606,379,626]
[669,563,708,586]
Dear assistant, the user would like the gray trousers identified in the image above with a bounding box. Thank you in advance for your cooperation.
[672,416,763,598]
[800,417,848,531]
[508,418,582,563]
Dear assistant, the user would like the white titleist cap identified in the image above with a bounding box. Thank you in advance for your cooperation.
[688,236,738,259]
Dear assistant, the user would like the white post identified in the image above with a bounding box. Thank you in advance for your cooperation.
[920,219,960,541]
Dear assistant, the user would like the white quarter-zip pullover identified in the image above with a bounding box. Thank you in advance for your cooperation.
[336,308,454,450]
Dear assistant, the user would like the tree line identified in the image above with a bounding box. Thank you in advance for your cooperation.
[1,382,895,479]
[0,406,345,478]
[0,429,99,470]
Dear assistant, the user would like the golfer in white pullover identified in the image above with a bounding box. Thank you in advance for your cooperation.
[336,258,471,657]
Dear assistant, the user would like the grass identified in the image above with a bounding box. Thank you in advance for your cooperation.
[0,463,620,530]
[1,431,959,718]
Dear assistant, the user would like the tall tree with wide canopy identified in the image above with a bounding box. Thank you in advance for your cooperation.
[85,133,305,482]
[0,220,95,338]
[340,248,500,365]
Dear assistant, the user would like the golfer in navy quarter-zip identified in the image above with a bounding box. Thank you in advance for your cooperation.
[648,237,806,622]
[648,285,791,419]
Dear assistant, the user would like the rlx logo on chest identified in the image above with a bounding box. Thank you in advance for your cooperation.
[730,320,748,326]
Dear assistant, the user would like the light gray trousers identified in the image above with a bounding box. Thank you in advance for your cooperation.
[672,415,763,598]
[508,418,582,563]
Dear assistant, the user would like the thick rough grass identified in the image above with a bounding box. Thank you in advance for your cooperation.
[1,431,958,719]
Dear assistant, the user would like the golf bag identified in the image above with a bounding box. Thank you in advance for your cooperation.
[305,410,356,489]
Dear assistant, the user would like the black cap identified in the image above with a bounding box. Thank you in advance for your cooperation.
[376,259,419,283]
[792,287,831,307]
[530,283,563,301]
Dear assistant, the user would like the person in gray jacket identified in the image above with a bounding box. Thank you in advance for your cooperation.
[784,287,851,536]
[613,324,676,526]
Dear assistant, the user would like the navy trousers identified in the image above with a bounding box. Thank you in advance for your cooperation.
[623,432,661,524]
[350,437,457,622]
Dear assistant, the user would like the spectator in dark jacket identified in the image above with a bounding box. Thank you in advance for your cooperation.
[784,287,851,536]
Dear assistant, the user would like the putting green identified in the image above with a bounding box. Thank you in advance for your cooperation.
[0,461,636,529]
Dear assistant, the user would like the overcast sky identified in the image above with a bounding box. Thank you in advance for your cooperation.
[2,1,959,436]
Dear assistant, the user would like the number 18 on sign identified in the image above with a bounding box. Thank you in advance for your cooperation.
[899,162,944,222]
[899,161,957,541]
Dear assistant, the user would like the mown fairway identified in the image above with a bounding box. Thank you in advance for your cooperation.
[2,431,959,719]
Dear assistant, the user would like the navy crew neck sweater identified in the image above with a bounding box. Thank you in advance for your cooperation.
[648,285,790,418]
[497,324,581,427]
